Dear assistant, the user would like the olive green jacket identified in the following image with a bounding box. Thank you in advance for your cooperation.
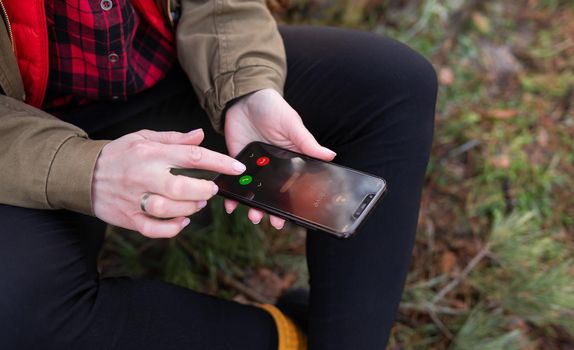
[0,0,286,216]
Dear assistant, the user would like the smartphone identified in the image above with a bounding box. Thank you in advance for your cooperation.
[213,142,387,238]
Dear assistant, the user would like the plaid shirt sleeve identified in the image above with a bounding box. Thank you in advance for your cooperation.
[43,0,175,110]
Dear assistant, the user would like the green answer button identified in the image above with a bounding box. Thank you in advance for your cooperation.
[239,175,253,185]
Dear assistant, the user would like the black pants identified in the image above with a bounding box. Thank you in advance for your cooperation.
[0,26,437,349]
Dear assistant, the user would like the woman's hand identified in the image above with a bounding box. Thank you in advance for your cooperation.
[224,88,336,229]
[92,128,246,238]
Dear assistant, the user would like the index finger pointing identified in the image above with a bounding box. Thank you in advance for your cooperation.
[161,144,246,175]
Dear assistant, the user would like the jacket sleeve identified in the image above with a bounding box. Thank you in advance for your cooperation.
[0,95,110,215]
[176,0,287,132]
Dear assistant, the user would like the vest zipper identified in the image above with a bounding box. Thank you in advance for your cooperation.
[166,0,173,25]
[166,0,180,27]
[0,0,14,51]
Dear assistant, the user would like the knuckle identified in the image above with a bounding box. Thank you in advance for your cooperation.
[198,180,215,198]
[161,131,178,144]
[137,221,154,237]
[166,132,178,144]
[132,141,154,158]
[149,197,167,217]
[135,129,151,138]
[165,177,184,197]
[186,203,200,215]
[188,145,203,163]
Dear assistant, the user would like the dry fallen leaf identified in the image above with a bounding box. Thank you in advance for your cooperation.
[439,67,455,86]
[232,294,250,304]
[441,251,458,275]
[537,128,549,147]
[491,153,511,169]
[472,12,491,34]
[487,109,519,120]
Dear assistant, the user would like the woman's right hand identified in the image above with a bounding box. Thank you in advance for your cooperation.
[92,128,246,238]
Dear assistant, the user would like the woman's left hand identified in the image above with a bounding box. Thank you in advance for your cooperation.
[224,88,336,229]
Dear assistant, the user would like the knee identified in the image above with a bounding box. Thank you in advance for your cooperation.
[339,32,438,121]
[366,37,437,148]
[409,57,438,124]
[398,50,437,148]
[399,46,438,101]
[375,37,438,112]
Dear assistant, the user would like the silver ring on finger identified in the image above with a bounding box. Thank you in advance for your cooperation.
[140,192,151,214]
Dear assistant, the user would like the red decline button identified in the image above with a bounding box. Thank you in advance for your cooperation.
[256,156,270,166]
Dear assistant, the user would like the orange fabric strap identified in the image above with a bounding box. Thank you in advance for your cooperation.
[258,304,307,350]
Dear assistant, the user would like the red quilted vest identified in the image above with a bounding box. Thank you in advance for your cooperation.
[3,0,174,108]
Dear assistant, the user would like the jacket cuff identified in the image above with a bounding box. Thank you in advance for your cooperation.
[46,137,110,216]
[206,65,285,132]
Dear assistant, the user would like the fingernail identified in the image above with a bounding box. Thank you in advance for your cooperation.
[212,184,219,195]
[198,200,207,209]
[232,161,246,173]
[188,128,202,135]
[322,146,337,157]
[182,218,191,228]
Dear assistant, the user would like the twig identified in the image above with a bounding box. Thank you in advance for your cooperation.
[432,243,491,304]
[429,308,454,339]
[425,213,436,276]
[399,302,467,316]
[448,139,482,158]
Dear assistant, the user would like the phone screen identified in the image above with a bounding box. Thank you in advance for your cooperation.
[214,142,386,236]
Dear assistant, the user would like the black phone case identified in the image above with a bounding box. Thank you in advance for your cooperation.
[214,142,388,239]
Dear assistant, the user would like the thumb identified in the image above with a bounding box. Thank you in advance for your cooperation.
[287,118,336,161]
[137,128,205,145]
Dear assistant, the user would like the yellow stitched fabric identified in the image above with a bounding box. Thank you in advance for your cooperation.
[258,304,307,350]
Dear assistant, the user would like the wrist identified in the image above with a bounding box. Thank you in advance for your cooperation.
[222,95,246,127]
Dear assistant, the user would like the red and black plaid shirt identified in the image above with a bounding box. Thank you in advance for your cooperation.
[44,0,175,109]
